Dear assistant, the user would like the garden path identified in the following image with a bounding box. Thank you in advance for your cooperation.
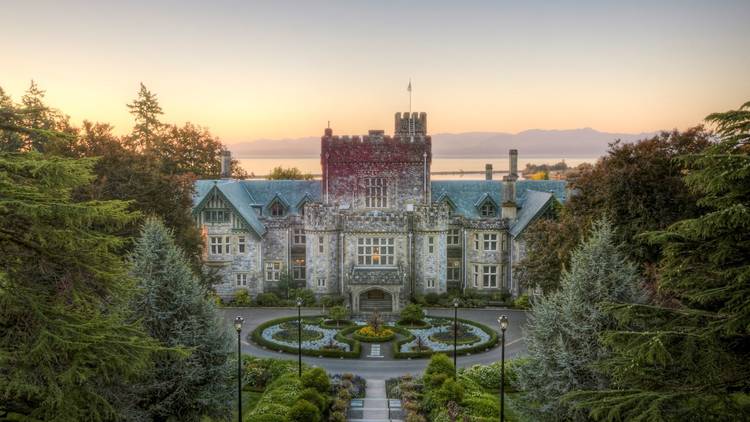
[348,379,401,422]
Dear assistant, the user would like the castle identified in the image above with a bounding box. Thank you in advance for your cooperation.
[192,113,566,312]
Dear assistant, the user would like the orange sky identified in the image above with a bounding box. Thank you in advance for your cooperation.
[3,1,749,143]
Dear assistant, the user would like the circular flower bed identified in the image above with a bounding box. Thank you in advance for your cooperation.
[428,330,481,345]
[272,328,324,343]
[353,325,395,342]
[397,317,495,356]
[261,319,350,352]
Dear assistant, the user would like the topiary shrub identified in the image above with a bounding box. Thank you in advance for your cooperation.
[400,303,425,323]
[255,292,280,306]
[233,289,252,306]
[299,387,327,413]
[288,399,321,422]
[290,288,316,306]
[424,353,455,385]
[301,367,330,394]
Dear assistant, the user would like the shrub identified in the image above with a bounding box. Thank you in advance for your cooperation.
[255,292,281,306]
[331,398,348,413]
[400,303,425,323]
[513,293,530,309]
[299,387,327,413]
[424,353,455,381]
[337,387,351,401]
[424,378,464,413]
[301,367,330,394]
[288,399,321,422]
[233,289,252,306]
[424,292,440,305]
[320,295,345,308]
[290,288,316,306]
[329,411,346,422]
[463,394,499,417]
[405,414,427,422]
[327,305,348,324]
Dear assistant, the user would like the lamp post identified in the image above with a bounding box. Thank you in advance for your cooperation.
[296,296,303,377]
[453,297,460,377]
[498,315,509,422]
[233,316,244,422]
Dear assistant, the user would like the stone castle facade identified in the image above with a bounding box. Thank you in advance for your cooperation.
[193,113,566,312]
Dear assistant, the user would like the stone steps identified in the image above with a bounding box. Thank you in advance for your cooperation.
[348,379,402,422]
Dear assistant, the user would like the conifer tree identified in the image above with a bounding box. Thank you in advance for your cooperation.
[0,151,157,421]
[126,82,164,151]
[516,219,642,421]
[130,218,233,421]
[566,101,750,421]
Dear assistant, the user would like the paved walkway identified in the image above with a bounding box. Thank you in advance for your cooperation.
[348,379,401,422]
[221,307,527,379]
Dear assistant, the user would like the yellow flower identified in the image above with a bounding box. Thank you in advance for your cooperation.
[357,326,394,337]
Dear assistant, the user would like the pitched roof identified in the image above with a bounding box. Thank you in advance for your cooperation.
[194,180,267,236]
[510,190,555,237]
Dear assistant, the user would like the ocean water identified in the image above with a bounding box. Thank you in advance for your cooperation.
[236,157,597,180]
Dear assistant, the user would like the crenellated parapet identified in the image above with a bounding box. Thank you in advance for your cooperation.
[412,204,449,232]
[341,209,410,233]
[304,203,339,231]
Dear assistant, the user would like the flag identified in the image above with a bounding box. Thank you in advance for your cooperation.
[407,80,412,92]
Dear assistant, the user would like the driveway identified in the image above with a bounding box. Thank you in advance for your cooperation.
[220,307,527,380]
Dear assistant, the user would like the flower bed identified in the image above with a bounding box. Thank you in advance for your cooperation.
[251,315,361,358]
[393,317,498,359]
[271,327,324,343]
[352,326,396,343]
[320,319,355,329]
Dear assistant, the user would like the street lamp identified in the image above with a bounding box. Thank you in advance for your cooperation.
[296,296,303,377]
[234,316,244,422]
[498,315,509,422]
[453,297,460,377]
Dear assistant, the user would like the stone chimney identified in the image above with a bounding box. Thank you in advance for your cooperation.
[220,150,232,178]
[485,163,493,180]
[502,149,518,220]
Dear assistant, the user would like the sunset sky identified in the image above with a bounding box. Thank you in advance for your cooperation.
[3,0,749,143]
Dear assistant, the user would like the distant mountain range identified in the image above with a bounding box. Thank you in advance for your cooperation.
[227,128,658,158]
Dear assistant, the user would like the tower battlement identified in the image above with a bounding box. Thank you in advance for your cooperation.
[394,112,427,136]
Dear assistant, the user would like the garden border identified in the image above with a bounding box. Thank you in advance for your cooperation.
[392,316,498,359]
[251,315,361,359]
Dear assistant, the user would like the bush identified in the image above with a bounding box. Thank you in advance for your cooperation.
[290,288,316,306]
[301,367,330,394]
[327,305,348,324]
[329,411,346,422]
[424,353,455,385]
[299,387,327,413]
[255,292,281,306]
[320,295,345,308]
[424,292,440,305]
[233,289,252,306]
[400,303,425,323]
[424,378,464,413]
[513,293,530,309]
[288,399,321,422]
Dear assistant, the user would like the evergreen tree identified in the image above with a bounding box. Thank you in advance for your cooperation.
[516,219,642,421]
[566,102,750,421]
[126,82,164,151]
[0,151,157,421]
[130,218,233,421]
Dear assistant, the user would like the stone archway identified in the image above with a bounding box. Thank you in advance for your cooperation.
[358,288,393,313]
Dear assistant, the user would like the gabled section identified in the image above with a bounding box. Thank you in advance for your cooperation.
[474,193,498,218]
[266,193,290,217]
[295,194,313,215]
[192,181,266,237]
[510,190,557,238]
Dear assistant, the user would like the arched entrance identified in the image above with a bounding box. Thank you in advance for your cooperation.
[359,288,393,313]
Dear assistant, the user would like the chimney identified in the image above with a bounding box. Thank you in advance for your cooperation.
[509,149,518,180]
[485,163,493,180]
[501,175,517,220]
[220,150,232,178]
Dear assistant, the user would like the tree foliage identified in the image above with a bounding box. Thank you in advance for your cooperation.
[516,219,642,421]
[129,218,233,421]
[267,166,314,180]
[565,101,750,421]
[0,152,157,421]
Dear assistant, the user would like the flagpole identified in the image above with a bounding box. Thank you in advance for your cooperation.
[408,78,412,114]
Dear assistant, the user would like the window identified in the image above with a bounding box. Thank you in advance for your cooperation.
[270,201,285,217]
[447,259,461,282]
[237,236,246,253]
[292,258,306,281]
[473,264,480,287]
[357,237,395,266]
[447,229,460,246]
[483,265,498,288]
[317,278,326,288]
[235,273,248,286]
[204,209,229,223]
[480,202,496,217]
[426,278,435,288]
[428,236,434,254]
[483,233,498,251]
[318,236,324,254]
[293,228,306,245]
[265,261,281,281]
[364,177,387,208]
[209,236,230,254]
[474,233,480,250]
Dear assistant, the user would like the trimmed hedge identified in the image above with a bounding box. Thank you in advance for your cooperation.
[392,317,498,359]
[320,319,354,329]
[251,315,361,358]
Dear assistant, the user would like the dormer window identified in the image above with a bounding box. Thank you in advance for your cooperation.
[270,201,285,217]
[480,202,496,217]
